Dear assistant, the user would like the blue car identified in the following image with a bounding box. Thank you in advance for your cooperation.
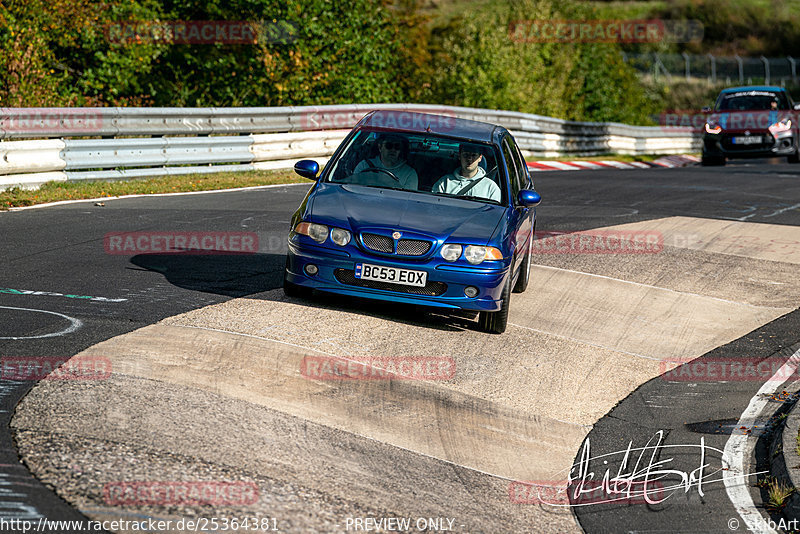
[284,110,541,334]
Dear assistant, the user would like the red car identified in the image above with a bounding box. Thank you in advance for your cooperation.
[701,86,800,166]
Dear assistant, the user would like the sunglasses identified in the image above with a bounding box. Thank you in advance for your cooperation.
[382,142,403,150]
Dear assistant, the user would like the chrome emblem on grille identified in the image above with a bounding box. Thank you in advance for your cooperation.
[392,231,402,240]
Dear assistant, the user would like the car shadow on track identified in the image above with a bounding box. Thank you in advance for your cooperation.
[278,288,481,334]
[130,253,481,333]
[130,253,284,298]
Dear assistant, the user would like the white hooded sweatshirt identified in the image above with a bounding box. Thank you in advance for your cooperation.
[432,166,501,202]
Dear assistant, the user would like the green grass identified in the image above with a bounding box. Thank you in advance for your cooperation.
[765,478,795,511]
[0,169,306,210]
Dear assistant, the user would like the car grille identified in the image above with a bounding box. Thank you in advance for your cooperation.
[361,233,394,253]
[397,239,431,256]
[360,233,433,257]
[334,269,447,296]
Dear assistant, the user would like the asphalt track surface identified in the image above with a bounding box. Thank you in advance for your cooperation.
[0,159,799,533]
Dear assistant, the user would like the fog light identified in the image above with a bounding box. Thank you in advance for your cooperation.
[304,264,319,276]
[464,286,479,298]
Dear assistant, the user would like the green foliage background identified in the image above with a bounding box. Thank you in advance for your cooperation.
[0,0,663,123]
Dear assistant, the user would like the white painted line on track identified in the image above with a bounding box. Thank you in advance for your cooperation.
[596,160,636,169]
[723,347,800,534]
[566,161,605,169]
[4,182,310,212]
[533,161,582,170]
[0,306,83,340]
[764,202,800,218]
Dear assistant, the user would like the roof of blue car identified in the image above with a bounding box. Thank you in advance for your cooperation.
[720,86,786,93]
[357,110,501,142]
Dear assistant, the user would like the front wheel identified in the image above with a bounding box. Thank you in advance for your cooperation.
[788,145,800,163]
[478,274,511,334]
[512,228,533,294]
[701,153,725,166]
[283,256,312,298]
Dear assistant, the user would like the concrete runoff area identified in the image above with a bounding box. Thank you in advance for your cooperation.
[11,216,800,533]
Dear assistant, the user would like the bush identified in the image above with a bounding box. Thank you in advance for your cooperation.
[423,0,657,124]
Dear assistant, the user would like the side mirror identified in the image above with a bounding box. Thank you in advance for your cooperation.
[294,160,319,180]
[701,106,711,114]
[518,189,541,207]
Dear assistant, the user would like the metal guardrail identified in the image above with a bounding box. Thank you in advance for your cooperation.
[0,104,700,191]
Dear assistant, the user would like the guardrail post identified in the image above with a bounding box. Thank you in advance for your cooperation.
[761,56,770,85]
[682,52,690,81]
[735,55,744,84]
[789,56,797,84]
[708,53,716,84]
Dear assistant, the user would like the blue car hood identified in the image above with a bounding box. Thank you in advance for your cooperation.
[309,183,506,243]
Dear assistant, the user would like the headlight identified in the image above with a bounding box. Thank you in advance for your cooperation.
[771,118,792,132]
[464,245,503,265]
[295,222,329,243]
[704,122,722,134]
[330,228,351,246]
[440,244,462,262]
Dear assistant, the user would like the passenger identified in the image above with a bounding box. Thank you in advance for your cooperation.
[354,134,418,190]
[432,143,501,202]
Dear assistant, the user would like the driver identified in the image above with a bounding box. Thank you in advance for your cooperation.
[354,134,418,190]
[433,143,501,202]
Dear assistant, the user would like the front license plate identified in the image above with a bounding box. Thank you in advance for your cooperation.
[732,136,762,145]
[355,263,427,287]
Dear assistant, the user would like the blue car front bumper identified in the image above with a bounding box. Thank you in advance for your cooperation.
[285,239,510,312]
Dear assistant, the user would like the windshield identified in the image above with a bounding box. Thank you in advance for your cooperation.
[325,129,506,204]
[715,90,789,111]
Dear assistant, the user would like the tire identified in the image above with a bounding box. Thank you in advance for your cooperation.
[283,256,311,298]
[788,146,800,164]
[478,273,511,334]
[701,153,725,166]
[512,228,533,294]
